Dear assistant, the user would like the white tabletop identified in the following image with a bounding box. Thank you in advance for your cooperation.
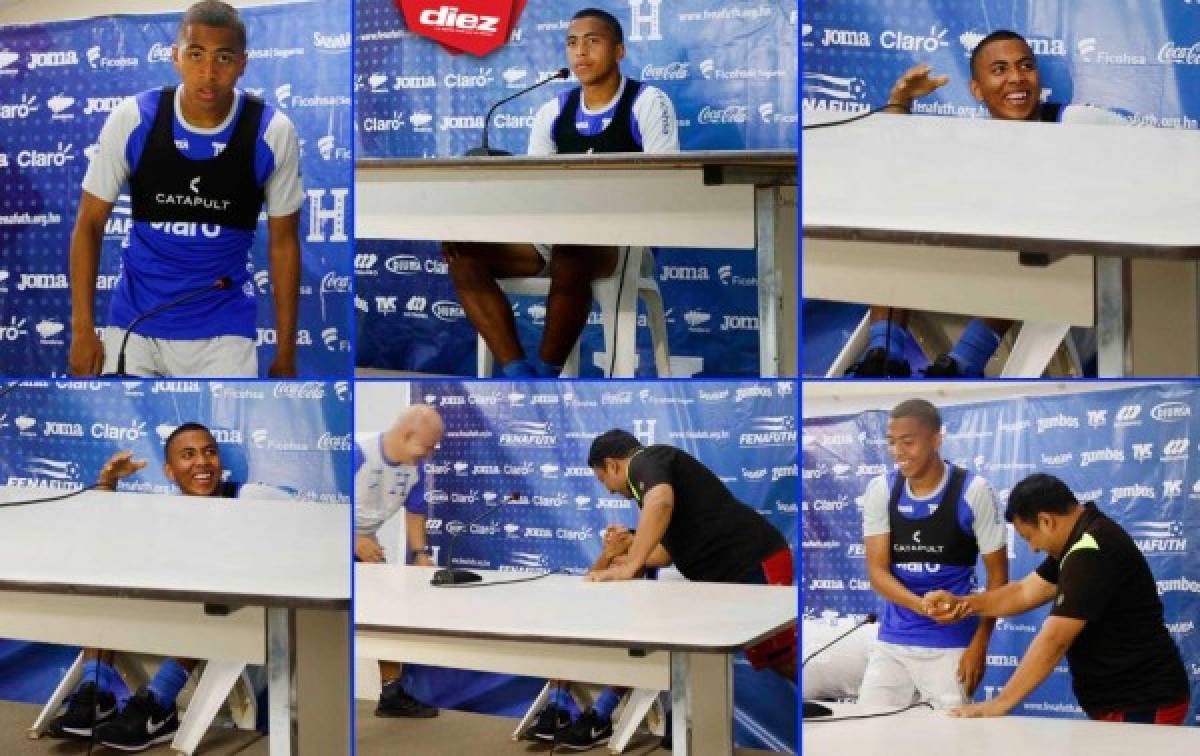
[803,115,1200,257]
[0,488,349,608]
[803,703,1198,755]
[355,565,796,652]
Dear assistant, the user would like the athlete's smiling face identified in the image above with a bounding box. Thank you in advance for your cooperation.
[970,37,1042,121]
[885,416,942,481]
[164,429,223,497]
[565,16,624,87]
[173,23,247,125]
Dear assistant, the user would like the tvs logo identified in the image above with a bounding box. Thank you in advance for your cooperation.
[398,1,525,56]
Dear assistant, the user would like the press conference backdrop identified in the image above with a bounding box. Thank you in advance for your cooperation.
[801,0,1200,376]
[0,1,352,376]
[803,383,1200,725]
[354,0,798,376]
[0,379,353,704]
[390,380,797,752]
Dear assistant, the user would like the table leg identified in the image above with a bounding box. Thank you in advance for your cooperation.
[1096,256,1131,376]
[671,651,733,756]
[267,607,294,756]
[756,186,781,377]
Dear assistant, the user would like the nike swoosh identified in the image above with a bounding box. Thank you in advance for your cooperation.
[97,705,116,718]
[146,715,169,734]
[591,727,607,738]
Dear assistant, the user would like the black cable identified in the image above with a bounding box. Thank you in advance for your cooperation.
[805,700,933,722]
[607,246,633,378]
[801,103,908,131]
[801,614,876,667]
[0,483,98,508]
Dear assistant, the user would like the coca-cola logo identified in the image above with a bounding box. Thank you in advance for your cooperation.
[273,382,327,400]
[1159,41,1200,65]
[697,105,748,125]
[640,62,688,80]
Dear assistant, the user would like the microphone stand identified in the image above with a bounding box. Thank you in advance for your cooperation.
[466,68,569,157]
[105,277,232,376]
[802,613,877,718]
[430,494,519,585]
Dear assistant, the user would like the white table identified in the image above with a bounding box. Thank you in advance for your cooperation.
[356,151,797,377]
[803,115,1200,376]
[355,565,797,756]
[0,488,350,756]
[803,702,1198,755]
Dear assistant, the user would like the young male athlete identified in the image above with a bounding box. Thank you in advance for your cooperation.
[848,30,1125,377]
[443,7,679,378]
[354,405,444,718]
[924,474,1190,722]
[47,422,281,750]
[857,399,1008,708]
[69,0,302,378]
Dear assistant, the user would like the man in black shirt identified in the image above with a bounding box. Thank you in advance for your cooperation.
[585,429,795,673]
[924,474,1190,722]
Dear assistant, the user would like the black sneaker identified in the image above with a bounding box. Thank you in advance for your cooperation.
[559,708,612,751]
[845,347,912,378]
[46,681,118,738]
[376,679,438,718]
[94,687,179,752]
[922,353,969,377]
[527,702,572,741]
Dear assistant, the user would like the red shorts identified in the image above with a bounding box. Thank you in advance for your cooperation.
[1088,697,1190,725]
[744,547,797,671]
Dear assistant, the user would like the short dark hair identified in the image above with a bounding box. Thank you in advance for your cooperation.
[889,399,941,433]
[179,1,247,51]
[164,422,216,458]
[571,8,624,45]
[1005,473,1079,523]
[969,29,1031,78]
[587,429,642,467]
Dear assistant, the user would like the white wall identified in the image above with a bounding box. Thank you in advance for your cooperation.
[0,0,302,24]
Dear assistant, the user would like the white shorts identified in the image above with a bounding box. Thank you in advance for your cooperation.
[856,641,968,710]
[101,327,257,377]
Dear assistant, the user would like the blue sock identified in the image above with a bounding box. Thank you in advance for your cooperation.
[867,319,908,358]
[80,660,120,695]
[146,659,190,708]
[535,358,563,377]
[549,687,579,718]
[593,688,620,721]
[948,319,1002,376]
[500,359,536,377]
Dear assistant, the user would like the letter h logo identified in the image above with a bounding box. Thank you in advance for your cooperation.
[628,0,663,42]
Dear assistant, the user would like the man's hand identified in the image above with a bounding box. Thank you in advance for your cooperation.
[69,328,105,376]
[958,636,988,697]
[355,535,385,563]
[267,353,297,378]
[97,450,146,489]
[585,562,639,582]
[413,552,435,567]
[889,63,950,109]
[949,698,1011,718]
[601,525,634,560]
[923,590,973,623]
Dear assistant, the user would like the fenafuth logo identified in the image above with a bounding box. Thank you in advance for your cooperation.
[398,1,527,56]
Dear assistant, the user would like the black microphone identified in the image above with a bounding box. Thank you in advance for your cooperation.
[431,492,520,585]
[466,68,570,157]
[802,613,877,719]
[107,276,233,377]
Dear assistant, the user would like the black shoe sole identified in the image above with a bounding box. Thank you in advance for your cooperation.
[98,731,177,752]
[374,707,439,719]
[560,735,611,751]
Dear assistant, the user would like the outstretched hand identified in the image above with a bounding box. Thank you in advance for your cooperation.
[889,64,950,108]
[97,450,147,489]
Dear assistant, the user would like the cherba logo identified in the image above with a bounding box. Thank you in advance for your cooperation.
[1152,402,1191,422]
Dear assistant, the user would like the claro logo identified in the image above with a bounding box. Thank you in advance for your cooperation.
[417,6,501,34]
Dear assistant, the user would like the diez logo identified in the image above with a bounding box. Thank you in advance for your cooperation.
[399,1,523,56]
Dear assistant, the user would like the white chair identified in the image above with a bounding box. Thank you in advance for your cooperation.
[512,681,666,755]
[825,312,1080,378]
[30,651,256,755]
[477,246,672,378]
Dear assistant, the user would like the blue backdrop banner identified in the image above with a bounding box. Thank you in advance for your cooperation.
[802,0,1200,375]
[387,379,797,752]
[353,0,798,376]
[0,1,352,376]
[0,378,353,704]
[803,383,1200,724]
